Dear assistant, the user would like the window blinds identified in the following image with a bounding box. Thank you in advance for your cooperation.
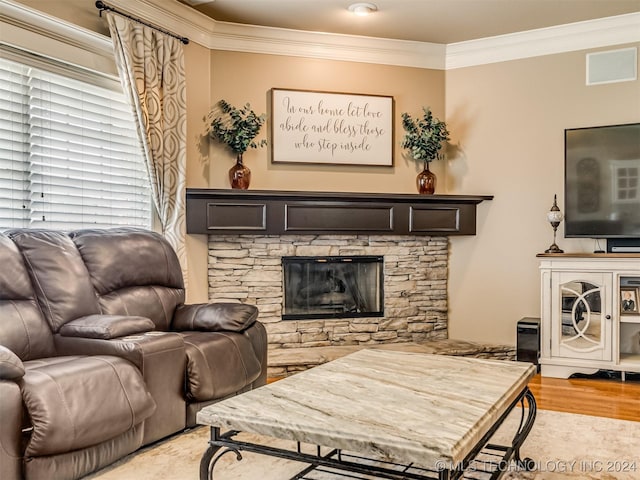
[0,60,29,227]
[0,55,151,230]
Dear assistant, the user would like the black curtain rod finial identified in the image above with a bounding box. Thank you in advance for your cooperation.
[95,1,105,17]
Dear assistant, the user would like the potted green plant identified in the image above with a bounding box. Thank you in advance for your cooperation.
[208,100,267,189]
[401,107,450,194]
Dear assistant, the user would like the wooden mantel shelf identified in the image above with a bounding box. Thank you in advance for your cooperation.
[186,188,493,236]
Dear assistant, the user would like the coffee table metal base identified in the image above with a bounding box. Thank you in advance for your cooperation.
[200,387,536,480]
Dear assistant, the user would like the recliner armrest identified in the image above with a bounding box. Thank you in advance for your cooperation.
[54,331,184,371]
[172,303,258,332]
[0,345,24,380]
[59,314,155,339]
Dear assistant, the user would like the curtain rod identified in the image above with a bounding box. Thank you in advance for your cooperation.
[95,1,189,45]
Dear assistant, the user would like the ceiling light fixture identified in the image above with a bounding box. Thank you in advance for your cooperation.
[348,3,378,16]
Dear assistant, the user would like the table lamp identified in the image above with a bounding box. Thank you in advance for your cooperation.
[545,194,564,253]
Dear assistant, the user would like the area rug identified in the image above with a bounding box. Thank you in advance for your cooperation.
[87,410,639,479]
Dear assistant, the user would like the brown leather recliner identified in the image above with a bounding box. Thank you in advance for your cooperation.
[7,227,267,432]
[67,228,268,426]
[7,228,188,447]
[0,233,156,480]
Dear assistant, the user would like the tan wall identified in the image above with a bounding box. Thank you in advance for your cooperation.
[183,42,211,302]
[446,45,640,345]
[206,51,445,193]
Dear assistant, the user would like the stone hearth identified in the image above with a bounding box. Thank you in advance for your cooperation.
[268,340,516,379]
[208,234,449,350]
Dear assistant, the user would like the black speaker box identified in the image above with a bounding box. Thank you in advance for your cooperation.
[517,317,540,371]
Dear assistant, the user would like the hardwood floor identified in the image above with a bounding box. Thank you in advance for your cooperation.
[528,373,640,422]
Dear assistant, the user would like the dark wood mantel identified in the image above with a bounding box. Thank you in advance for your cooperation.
[186,188,493,236]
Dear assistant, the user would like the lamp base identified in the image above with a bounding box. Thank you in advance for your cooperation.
[545,243,564,254]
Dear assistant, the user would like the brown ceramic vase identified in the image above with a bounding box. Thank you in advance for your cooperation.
[229,153,251,189]
[417,160,436,194]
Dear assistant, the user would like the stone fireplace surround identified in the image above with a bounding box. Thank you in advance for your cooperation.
[192,189,491,347]
[208,234,449,351]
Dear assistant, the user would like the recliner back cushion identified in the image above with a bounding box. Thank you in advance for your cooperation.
[71,228,185,330]
[0,234,55,359]
[8,230,100,332]
[97,286,184,331]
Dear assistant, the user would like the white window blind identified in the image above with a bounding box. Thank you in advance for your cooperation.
[0,60,29,227]
[0,54,151,230]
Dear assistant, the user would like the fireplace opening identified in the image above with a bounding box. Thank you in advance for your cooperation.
[282,256,384,320]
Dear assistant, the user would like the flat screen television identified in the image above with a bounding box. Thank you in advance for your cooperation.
[564,122,640,240]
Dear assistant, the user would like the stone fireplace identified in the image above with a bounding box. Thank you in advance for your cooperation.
[208,234,449,350]
[189,188,491,355]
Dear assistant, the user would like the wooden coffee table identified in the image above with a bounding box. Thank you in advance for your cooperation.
[197,349,537,479]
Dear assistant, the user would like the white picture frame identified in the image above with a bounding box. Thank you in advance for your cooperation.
[270,88,394,167]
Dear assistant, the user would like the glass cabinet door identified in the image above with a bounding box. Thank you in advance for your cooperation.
[551,272,612,361]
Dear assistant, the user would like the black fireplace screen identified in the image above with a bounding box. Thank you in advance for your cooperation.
[282,256,384,320]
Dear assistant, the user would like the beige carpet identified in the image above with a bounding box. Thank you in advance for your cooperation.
[87,410,640,480]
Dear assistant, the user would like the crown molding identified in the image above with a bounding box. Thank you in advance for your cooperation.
[446,12,640,69]
[207,21,446,69]
[119,1,639,69]
[0,0,116,74]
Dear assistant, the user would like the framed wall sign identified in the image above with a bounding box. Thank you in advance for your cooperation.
[270,88,394,167]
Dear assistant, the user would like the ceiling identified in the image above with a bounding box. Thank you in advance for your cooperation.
[178,0,640,45]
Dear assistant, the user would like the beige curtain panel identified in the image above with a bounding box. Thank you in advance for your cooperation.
[105,13,188,282]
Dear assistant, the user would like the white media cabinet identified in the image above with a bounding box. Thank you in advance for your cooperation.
[538,253,640,379]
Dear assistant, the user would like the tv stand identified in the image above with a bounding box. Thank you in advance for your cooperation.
[538,254,640,379]
[607,238,640,253]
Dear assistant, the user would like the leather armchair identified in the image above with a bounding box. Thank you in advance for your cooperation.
[0,233,156,480]
[8,229,188,445]
[69,228,267,426]
[7,227,267,432]
[2,227,267,478]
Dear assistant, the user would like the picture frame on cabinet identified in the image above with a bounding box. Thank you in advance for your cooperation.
[620,287,639,314]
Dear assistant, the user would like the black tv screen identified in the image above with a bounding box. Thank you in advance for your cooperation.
[565,123,640,238]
